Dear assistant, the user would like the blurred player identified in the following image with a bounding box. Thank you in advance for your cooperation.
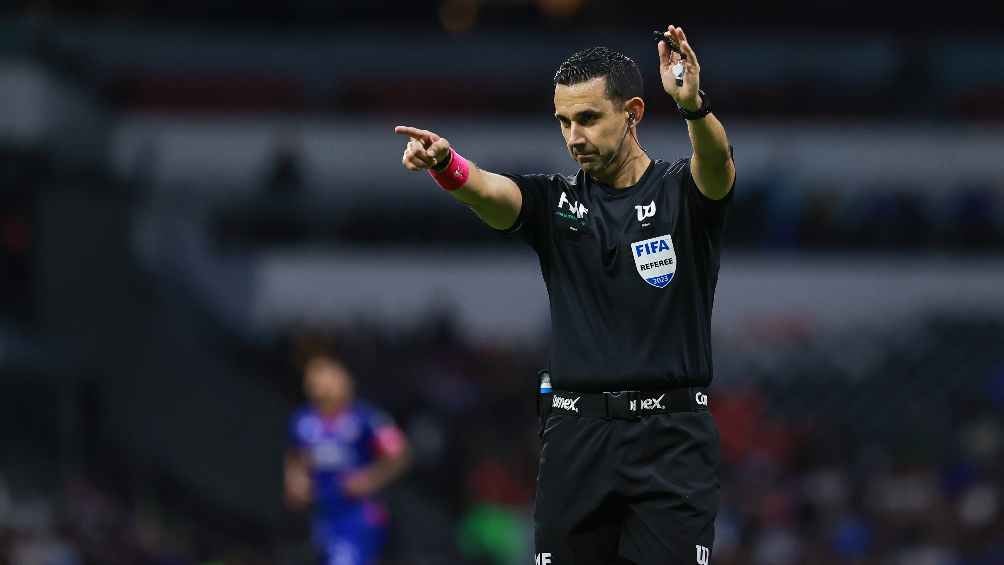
[285,352,411,565]
[396,25,734,565]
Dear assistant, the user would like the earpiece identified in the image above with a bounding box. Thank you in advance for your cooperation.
[627,112,636,126]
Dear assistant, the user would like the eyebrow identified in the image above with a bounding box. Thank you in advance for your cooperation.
[554,109,603,121]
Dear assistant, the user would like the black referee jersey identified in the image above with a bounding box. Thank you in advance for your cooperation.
[499,156,733,393]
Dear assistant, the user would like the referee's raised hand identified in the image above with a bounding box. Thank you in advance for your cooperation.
[657,25,702,111]
[395,125,452,171]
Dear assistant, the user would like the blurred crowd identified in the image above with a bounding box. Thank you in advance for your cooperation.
[0,147,41,325]
[727,179,1004,252]
[216,160,1004,253]
[0,472,276,565]
[14,0,1002,32]
[206,135,1004,253]
[8,313,1001,565]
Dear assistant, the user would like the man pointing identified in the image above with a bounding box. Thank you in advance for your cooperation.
[396,24,735,565]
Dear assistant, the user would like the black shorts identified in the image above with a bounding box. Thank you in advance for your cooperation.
[534,394,720,565]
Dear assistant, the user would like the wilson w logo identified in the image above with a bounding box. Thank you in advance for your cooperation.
[635,200,656,222]
[695,544,710,565]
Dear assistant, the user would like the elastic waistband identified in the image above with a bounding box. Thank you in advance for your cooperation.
[547,388,709,419]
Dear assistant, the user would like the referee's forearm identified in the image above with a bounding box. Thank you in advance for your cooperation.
[449,163,491,204]
[448,166,522,230]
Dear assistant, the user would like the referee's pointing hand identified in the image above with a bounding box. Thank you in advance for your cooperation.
[395,125,452,171]
[658,25,702,112]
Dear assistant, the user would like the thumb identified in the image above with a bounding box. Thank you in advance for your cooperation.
[427,138,451,159]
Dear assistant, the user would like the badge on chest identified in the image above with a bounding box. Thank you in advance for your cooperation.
[630,234,677,288]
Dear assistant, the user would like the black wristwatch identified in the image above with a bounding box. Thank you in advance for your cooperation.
[677,89,712,120]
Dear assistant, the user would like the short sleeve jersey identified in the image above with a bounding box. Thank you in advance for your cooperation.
[289,403,402,518]
[501,156,733,392]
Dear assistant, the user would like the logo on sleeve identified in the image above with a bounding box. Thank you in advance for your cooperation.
[630,234,677,288]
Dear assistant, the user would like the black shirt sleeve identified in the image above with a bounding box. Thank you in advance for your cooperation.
[683,146,736,240]
[495,173,557,252]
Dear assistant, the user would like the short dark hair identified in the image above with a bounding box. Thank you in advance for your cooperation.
[553,46,643,103]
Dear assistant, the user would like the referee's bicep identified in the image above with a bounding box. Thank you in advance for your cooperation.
[690,153,735,202]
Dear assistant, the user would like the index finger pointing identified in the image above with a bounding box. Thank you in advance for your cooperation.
[394,125,439,145]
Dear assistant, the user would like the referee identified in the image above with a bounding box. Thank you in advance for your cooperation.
[396,25,735,565]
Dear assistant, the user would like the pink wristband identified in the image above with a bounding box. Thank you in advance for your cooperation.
[428,148,470,191]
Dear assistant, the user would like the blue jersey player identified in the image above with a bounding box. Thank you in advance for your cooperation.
[285,352,411,565]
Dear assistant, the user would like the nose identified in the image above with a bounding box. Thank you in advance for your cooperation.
[569,123,584,142]
[568,123,586,150]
